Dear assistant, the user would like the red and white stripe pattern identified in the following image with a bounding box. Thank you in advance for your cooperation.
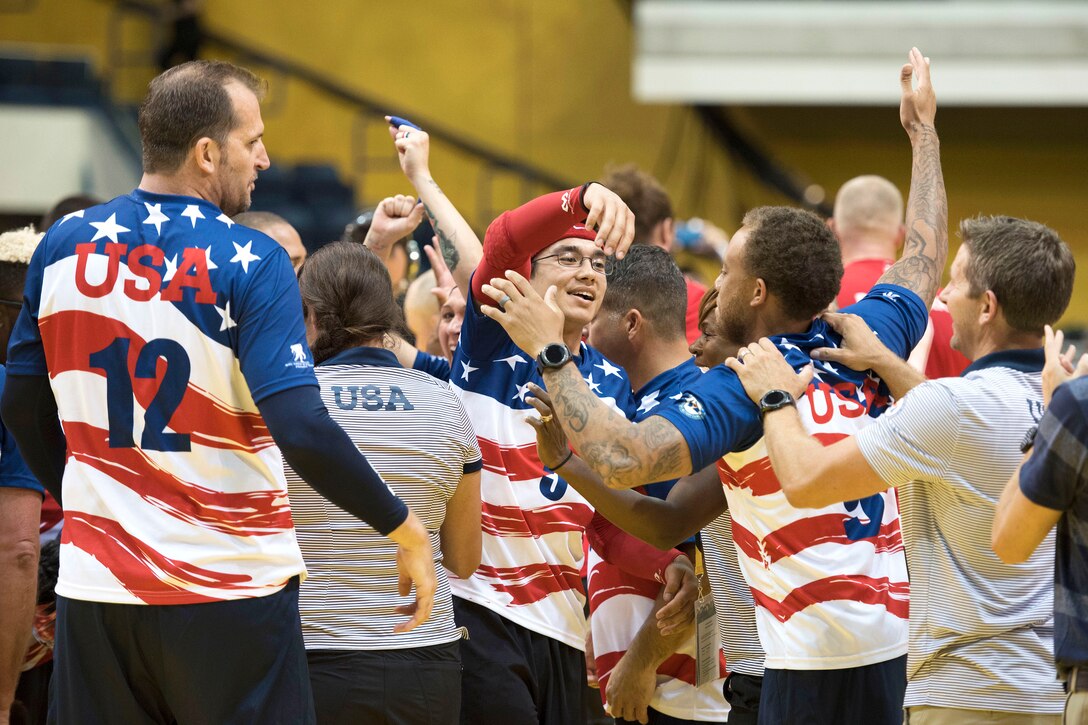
[588,546,729,721]
[22,195,309,605]
[720,380,909,670]
[450,340,633,649]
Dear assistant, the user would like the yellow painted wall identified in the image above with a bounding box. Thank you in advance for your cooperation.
[4,0,1085,324]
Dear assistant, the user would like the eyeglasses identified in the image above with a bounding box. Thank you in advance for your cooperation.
[533,251,612,275]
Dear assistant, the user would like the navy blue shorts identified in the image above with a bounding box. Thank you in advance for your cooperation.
[758,655,906,725]
[307,641,461,725]
[454,597,585,725]
[49,577,314,725]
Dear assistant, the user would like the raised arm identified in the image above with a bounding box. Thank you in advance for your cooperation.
[362,194,425,274]
[876,48,948,307]
[388,120,482,298]
[472,182,635,305]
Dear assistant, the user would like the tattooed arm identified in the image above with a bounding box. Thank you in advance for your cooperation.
[876,47,948,308]
[540,363,694,488]
[389,119,482,297]
[480,270,695,489]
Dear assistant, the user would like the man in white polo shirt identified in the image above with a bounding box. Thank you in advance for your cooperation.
[729,214,1076,723]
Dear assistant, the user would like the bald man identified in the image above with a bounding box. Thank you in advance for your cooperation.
[829,175,968,377]
[829,175,905,308]
[233,211,307,271]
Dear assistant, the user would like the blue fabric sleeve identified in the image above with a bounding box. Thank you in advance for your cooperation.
[234,246,319,402]
[5,235,50,375]
[843,283,929,359]
[463,459,483,475]
[412,351,452,383]
[1019,382,1088,512]
[0,367,44,495]
[0,373,66,504]
[651,365,762,473]
[258,385,409,535]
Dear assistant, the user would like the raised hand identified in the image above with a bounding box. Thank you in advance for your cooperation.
[479,269,566,356]
[900,46,936,141]
[387,117,432,185]
[1042,325,1088,405]
[582,182,636,259]
[425,236,456,306]
[363,194,424,253]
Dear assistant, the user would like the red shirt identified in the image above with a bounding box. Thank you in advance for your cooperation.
[839,259,969,379]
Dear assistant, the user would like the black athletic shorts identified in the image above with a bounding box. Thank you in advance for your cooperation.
[454,597,585,725]
[758,654,906,725]
[307,640,461,725]
[49,577,313,725]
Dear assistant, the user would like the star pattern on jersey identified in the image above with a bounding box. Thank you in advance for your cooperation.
[595,359,623,378]
[163,254,178,282]
[778,340,800,353]
[459,360,478,382]
[216,300,237,332]
[58,209,84,225]
[230,241,261,273]
[142,202,170,235]
[669,392,684,401]
[512,383,532,403]
[89,213,130,243]
[636,390,661,415]
[216,213,235,228]
[203,246,218,270]
[584,373,602,394]
[816,359,840,375]
[495,354,527,371]
[181,205,205,228]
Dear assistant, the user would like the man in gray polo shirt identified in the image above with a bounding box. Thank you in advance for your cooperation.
[727,215,1075,723]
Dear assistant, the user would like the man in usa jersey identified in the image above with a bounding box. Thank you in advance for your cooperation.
[1,60,434,724]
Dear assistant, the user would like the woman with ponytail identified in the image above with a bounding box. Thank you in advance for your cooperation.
[289,242,482,725]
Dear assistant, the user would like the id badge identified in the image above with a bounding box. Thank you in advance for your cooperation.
[694,585,719,688]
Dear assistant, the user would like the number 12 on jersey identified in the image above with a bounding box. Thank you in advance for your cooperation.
[89,336,192,452]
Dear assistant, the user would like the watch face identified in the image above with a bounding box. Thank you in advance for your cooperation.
[542,345,563,364]
[760,389,793,413]
[540,343,570,367]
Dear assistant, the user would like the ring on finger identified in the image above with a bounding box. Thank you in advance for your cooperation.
[540,414,553,423]
[497,294,512,310]
[738,349,752,360]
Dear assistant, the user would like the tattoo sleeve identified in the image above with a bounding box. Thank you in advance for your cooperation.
[422,201,461,273]
[877,124,948,306]
[543,363,693,488]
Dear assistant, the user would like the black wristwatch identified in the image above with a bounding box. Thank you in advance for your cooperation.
[537,342,573,373]
[759,389,796,417]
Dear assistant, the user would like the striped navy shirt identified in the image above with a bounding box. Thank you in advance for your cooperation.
[857,348,1064,714]
[286,346,482,651]
[702,505,765,678]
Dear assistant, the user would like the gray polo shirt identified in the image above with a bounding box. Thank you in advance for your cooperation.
[857,348,1063,714]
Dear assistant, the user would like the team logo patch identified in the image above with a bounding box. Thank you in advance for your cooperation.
[285,343,313,369]
[677,392,706,420]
